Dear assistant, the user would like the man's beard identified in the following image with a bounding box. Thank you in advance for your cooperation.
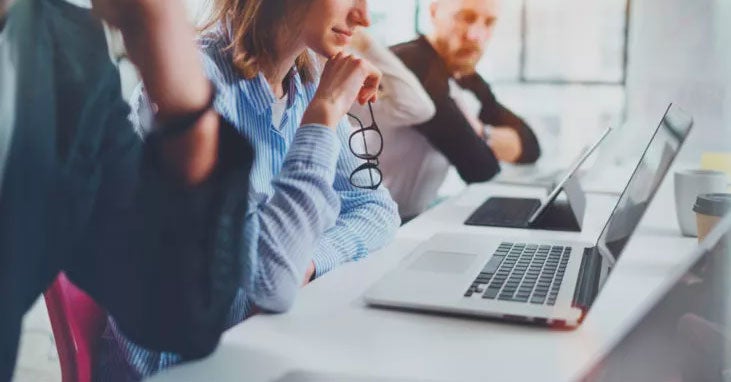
[434,38,483,75]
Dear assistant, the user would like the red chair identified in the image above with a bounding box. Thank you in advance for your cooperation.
[44,272,107,382]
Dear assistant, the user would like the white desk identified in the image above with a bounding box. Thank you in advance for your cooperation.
[150,176,697,382]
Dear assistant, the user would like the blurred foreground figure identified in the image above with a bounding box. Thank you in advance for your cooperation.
[0,0,255,379]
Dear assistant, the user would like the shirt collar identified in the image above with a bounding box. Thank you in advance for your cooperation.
[213,21,306,115]
[239,66,303,116]
[239,72,275,115]
[286,66,303,108]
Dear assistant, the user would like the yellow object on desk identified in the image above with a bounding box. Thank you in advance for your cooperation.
[701,152,731,191]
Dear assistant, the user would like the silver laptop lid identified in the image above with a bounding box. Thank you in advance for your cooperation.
[595,104,694,266]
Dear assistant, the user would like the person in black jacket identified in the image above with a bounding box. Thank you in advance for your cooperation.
[381,0,540,220]
[0,0,255,380]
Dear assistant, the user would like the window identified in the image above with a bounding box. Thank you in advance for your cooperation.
[367,0,419,46]
[523,0,628,83]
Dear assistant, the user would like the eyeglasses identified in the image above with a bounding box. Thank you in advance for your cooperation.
[347,102,383,190]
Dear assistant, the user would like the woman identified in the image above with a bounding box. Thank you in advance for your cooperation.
[96,0,400,380]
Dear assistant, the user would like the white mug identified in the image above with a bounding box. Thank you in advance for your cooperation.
[674,169,728,236]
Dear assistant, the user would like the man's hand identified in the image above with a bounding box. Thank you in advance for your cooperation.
[488,127,523,163]
[302,261,316,286]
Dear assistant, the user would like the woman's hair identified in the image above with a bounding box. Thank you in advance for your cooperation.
[203,0,317,83]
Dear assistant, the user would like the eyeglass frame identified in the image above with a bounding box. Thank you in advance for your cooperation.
[346,102,384,190]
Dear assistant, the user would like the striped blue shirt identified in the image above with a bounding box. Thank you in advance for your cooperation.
[95,28,399,381]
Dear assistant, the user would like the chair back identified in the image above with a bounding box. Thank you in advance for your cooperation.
[44,272,107,382]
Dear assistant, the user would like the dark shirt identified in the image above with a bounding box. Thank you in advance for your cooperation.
[0,0,254,380]
[391,36,541,183]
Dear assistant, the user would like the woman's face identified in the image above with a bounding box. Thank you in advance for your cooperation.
[300,0,370,58]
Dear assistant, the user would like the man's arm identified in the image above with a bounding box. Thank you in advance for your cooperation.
[63,56,254,359]
[457,73,541,164]
[391,42,501,183]
[54,0,255,359]
[92,0,220,185]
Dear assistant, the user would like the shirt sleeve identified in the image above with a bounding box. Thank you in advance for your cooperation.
[311,117,401,278]
[457,73,541,164]
[348,41,436,129]
[246,124,344,312]
[414,89,502,183]
[194,46,348,312]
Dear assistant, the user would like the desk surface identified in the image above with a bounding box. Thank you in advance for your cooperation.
[150,175,697,382]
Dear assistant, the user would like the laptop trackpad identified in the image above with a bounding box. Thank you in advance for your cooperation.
[408,251,476,274]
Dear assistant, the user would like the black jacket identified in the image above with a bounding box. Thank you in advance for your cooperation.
[0,1,253,379]
[391,36,541,183]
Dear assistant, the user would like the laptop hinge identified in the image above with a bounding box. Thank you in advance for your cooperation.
[571,247,603,320]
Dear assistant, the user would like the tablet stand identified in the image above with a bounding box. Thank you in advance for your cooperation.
[463,176,586,232]
[528,176,585,232]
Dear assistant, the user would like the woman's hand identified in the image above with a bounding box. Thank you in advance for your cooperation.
[302,261,316,286]
[302,52,381,128]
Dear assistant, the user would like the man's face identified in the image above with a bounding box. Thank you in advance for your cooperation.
[430,0,499,75]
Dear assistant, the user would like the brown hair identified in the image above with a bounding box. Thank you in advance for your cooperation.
[203,0,317,83]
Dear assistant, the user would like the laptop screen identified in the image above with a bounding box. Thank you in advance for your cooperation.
[581,214,731,381]
[595,104,694,263]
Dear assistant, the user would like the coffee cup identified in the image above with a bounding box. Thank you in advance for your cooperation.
[693,193,731,243]
[674,170,728,236]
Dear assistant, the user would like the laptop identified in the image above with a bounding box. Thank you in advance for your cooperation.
[365,104,693,328]
[580,213,731,381]
[465,127,612,231]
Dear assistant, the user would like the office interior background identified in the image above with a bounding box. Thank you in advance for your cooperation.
[169,0,729,192]
[12,0,731,380]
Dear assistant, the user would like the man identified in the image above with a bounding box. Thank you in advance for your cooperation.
[0,0,255,379]
[385,0,541,220]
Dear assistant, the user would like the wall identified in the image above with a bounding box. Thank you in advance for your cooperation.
[621,0,728,164]
[720,0,731,147]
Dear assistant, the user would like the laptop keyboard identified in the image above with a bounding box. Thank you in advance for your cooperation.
[463,242,571,306]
